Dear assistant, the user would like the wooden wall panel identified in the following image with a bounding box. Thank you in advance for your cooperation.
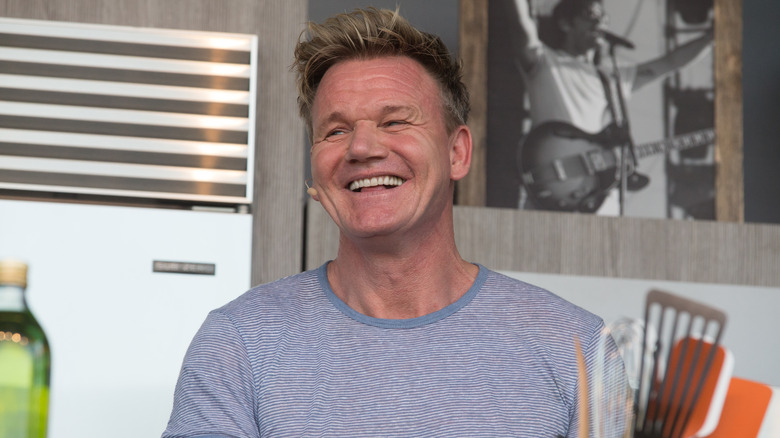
[714,0,744,222]
[306,199,780,288]
[0,0,307,285]
[456,0,487,206]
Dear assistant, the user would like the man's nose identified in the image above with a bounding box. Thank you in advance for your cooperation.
[345,121,388,162]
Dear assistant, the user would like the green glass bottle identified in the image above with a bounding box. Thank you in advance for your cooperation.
[0,259,51,438]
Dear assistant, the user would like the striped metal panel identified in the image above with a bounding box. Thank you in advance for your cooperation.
[0,17,257,206]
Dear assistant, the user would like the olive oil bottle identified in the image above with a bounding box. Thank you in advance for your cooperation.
[0,259,50,438]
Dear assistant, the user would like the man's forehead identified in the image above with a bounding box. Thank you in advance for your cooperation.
[583,1,605,14]
[313,57,436,102]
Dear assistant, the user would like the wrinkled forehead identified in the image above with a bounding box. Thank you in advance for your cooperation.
[316,55,448,105]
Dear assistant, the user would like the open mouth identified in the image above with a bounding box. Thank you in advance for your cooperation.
[349,176,405,192]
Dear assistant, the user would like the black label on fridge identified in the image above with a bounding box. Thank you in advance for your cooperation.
[153,260,216,275]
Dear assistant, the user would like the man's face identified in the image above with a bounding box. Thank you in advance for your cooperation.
[563,1,608,52]
[308,56,471,242]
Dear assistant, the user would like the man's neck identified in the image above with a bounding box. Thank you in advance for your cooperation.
[327,229,478,320]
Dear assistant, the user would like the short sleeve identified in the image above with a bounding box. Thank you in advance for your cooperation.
[162,310,259,438]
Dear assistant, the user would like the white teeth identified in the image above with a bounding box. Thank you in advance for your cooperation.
[349,176,405,191]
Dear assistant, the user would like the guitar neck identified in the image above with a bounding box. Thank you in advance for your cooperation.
[635,129,715,159]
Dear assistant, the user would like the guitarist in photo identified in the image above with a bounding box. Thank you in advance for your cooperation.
[510,0,713,214]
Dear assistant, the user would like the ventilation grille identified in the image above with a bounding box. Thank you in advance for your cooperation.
[0,17,257,206]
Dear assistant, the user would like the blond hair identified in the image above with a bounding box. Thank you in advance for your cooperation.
[293,7,469,139]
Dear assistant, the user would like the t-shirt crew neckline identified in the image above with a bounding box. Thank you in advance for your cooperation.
[317,262,487,329]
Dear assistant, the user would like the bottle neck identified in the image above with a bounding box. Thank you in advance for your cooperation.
[0,284,27,312]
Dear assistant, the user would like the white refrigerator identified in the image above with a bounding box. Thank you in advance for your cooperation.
[0,198,253,437]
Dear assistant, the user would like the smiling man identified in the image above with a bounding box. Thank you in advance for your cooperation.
[305,54,476,319]
[163,8,629,438]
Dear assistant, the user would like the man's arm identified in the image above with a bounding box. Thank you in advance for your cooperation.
[632,28,714,91]
[507,0,543,72]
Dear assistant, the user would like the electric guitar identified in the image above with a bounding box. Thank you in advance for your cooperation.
[518,121,715,212]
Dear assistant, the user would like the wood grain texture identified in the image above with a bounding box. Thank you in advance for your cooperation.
[457,0,488,206]
[714,0,744,222]
[0,0,308,285]
[457,207,779,287]
[306,200,780,288]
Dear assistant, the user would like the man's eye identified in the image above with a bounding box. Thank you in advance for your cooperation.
[385,120,406,127]
[326,129,347,138]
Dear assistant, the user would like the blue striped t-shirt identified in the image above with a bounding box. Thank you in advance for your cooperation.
[163,263,625,437]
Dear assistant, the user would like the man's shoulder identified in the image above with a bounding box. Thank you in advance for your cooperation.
[481,268,567,303]
[479,268,604,329]
[214,266,324,322]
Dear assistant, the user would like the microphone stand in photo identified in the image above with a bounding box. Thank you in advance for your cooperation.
[598,34,648,216]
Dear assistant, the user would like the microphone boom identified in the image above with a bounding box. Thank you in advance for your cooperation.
[600,30,635,49]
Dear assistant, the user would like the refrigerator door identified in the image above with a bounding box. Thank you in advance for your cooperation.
[0,199,253,438]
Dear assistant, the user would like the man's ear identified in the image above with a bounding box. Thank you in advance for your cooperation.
[449,125,472,182]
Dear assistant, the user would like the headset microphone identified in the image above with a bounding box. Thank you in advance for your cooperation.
[305,180,318,197]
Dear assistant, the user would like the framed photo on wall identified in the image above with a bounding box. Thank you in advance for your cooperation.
[458,0,743,222]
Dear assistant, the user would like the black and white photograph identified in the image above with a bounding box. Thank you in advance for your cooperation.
[487,0,716,219]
